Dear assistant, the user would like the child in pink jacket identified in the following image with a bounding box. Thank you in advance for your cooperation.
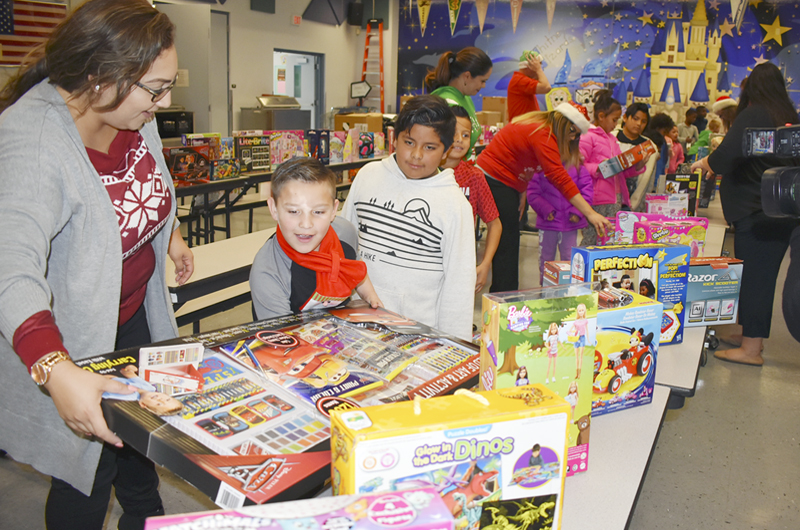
[527,164,593,285]
[666,125,684,173]
[579,90,652,245]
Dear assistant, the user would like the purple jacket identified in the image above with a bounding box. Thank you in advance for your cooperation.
[527,164,593,232]
[579,125,642,206]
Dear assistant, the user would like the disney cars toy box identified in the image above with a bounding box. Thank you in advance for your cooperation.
[330,386,570,530]
[592,291,662,416]
[685,257,743,328]
[478,284,597,477]
[144,487,454,530]
[570,243,690,344]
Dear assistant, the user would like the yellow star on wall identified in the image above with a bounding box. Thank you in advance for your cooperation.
[635,39,643,47]
[760,16,790,46]
[749,0,762,7]
[658,21,665,28]
[638,11,654,26]
[719,18,735,38]
[622,42,630,49]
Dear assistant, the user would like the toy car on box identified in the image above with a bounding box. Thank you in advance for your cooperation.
[331,386,570,530]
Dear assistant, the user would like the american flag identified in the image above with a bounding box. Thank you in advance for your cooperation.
[0,0,66,66]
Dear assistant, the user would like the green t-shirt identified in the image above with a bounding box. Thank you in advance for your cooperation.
[431,85,481,159]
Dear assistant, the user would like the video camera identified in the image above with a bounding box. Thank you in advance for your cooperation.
[742,125,800,218]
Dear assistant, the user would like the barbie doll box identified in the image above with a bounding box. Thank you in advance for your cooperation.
[570,243,690,345]
[478,283,597,477]
[592,291,662,416]
[330,385,570,530]
[144,487,454,530]
[685,257,743,328]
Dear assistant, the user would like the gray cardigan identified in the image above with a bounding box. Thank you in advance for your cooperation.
[0,80,179,494]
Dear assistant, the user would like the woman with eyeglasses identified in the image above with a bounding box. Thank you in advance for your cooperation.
[475,102,611,292]
[0,1,191,528]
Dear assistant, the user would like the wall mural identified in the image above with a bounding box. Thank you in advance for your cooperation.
[397,0,800,123]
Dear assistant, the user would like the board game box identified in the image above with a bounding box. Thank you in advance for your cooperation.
[685,257,743,328]
[233,131,271,173]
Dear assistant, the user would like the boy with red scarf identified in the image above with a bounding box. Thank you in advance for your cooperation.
[250,158,382,319]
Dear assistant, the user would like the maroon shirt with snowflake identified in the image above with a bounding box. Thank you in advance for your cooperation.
[14,130,172,369]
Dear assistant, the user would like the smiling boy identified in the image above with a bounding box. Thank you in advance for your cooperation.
[249,157,381,320]
[342,95,476,340]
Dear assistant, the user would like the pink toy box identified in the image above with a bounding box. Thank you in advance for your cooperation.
[632,218,708,257]
[616,211,708,249]
[645,193,689,217]
[144,488,455,530]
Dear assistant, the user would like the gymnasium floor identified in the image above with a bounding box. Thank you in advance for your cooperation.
[1,194,798,529]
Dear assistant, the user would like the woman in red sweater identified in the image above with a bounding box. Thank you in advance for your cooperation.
[476,102,610,292]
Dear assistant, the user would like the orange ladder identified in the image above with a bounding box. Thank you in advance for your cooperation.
[359,18,384,113]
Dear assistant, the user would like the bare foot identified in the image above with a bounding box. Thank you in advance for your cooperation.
[714,337,764,366]
[714,326,743,347]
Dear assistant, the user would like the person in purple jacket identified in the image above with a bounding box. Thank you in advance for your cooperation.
[527,162,593,285]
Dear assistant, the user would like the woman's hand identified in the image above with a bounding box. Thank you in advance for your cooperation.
[168,229,194,285]
[586,210,611,237]
[45,361,136,446]
[691,156,716,180]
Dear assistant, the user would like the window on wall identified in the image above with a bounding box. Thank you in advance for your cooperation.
[668,56,674,64]
[668,45,675,51]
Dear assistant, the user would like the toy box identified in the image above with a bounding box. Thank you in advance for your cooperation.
[615,211,708,248]
[592,291,662,416]
[306,129,330,165]
[645,193,689,217]
[162,146,211,186]
[598,141,657,179]
[479,284,597,477]
[330,131,346,164]
[144,488,455,530]
[210,158,241,181]
[570,243,690,344]
[660,171,702,215]
[270,131,305,170]
[359,132,375,159]
[374,132,386,157]
[685,257,743,327]
[542,261,571,286]
[219,137,234,159]
[331,385,570,530]
[183,132,222,159]
[633,217,708,257]
[233,131,271,173]
[596,217,617,246]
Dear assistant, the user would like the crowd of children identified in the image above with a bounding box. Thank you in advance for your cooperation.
[248,92,725,344]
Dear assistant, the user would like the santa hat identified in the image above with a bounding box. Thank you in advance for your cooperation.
[555,101,591,134]
[712,96,737,113]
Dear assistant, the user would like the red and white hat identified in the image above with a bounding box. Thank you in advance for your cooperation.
[555,101,591,134]
[712,95,737,113]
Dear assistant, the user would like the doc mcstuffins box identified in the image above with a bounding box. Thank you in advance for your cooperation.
[479,283,597,477]
[632,217,709,257]
[570,243,690,344]
[685,257,743,327]
[592,291,662,416]
[331,386,570,530]
[144,487,454,530]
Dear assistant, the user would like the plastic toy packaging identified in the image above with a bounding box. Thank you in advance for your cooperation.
[645,193,689,217]
[331,386,570,530]
[632,217,708,257]
[144,487,455,530]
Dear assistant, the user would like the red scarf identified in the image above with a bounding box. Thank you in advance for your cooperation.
[276,225,367,310]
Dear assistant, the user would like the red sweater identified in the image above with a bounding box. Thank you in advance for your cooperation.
[507,71,540,121]
[475,121,580,198]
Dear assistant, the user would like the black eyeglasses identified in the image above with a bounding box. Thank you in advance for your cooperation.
[135,76,177,102]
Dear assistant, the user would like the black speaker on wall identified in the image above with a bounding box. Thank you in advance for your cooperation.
[347,2,363,26]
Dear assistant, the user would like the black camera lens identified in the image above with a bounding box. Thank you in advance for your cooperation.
[762,167,800,218]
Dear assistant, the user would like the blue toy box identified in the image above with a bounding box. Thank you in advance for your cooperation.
[570,243,690,345]
[592,291,662,416]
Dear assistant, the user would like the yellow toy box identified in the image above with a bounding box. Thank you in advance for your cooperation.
[330,386,570,530]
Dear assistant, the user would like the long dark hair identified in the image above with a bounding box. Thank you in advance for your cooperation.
[424,47,492,92]
[0,0,174,113]
[737,63,799,126]
[592,89,621,121]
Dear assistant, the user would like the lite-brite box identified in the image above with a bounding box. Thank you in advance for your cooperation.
[633,218,708,257]
[592,291,662,416]
[479,284,597,476]
[685,257,743,327]
[144,488,455,530]
[331,386,569,530]
[598,141,657,179]
[542,261,571,286]
[233,131,271,173]
[570,243,690,344]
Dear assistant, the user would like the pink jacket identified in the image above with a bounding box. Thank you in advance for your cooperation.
[579,125,642,206]
[667,140,684,173]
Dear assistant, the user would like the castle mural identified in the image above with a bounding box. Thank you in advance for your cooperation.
[397,0,800,123]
